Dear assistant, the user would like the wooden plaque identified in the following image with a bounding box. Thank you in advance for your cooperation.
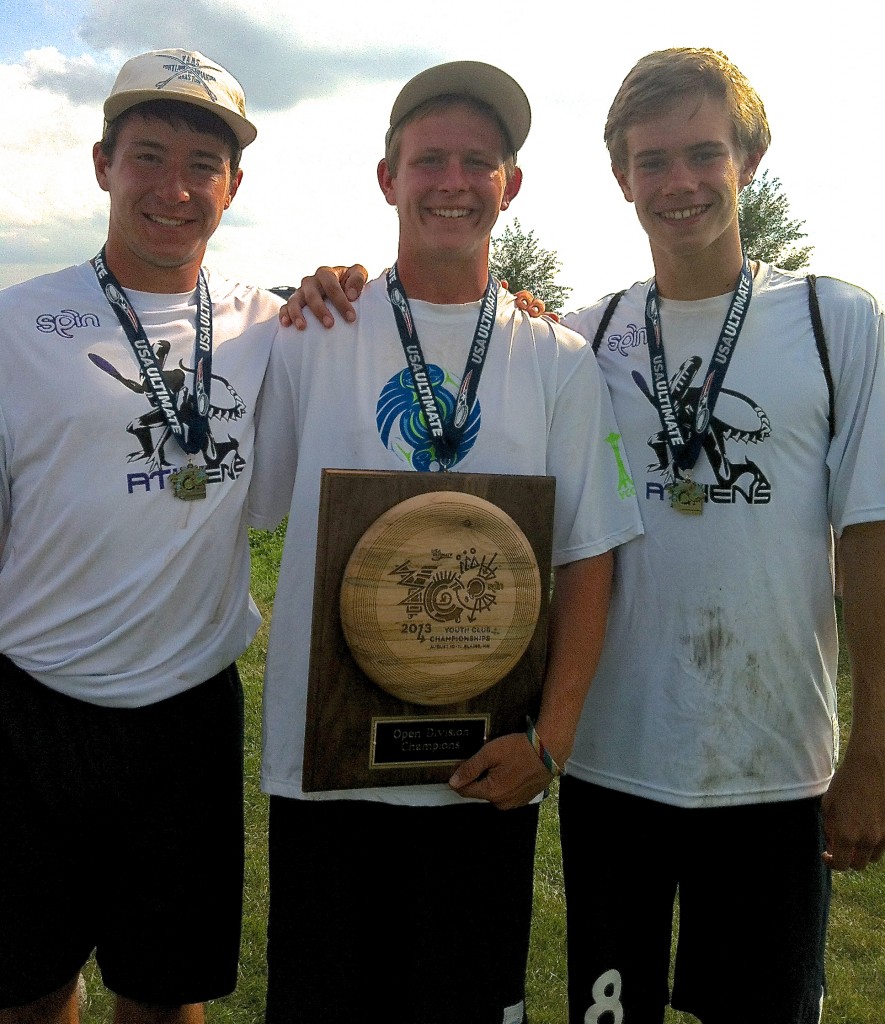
[303,469,555,791]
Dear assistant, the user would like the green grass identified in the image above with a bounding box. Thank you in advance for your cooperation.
[79,528,884,1023]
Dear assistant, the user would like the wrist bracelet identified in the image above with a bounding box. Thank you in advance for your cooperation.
[525,716,565,777]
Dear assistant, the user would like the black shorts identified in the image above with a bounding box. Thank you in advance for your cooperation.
[559,778,830,1024]
[0,655,245,1009]
[265,796,540,1024]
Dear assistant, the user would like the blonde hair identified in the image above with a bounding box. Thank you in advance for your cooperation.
[605,48,771,169]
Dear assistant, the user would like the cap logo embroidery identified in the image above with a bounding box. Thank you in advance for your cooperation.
[155,53,218,103]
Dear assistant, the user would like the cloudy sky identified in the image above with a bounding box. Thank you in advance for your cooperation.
[1,0,882,309]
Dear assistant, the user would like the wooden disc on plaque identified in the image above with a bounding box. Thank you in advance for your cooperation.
[340,491,542,706]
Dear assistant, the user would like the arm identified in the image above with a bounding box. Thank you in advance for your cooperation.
[246,330,300,531]
[822,519,885,870]
[278,268,548,329]
[279,264,369,330]
[449,550,613,810]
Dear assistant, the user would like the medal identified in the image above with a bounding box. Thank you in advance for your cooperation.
[669,477,704,515]
[170,463,207,501]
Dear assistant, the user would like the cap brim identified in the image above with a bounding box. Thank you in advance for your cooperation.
[104,90,257,148]
[388,61,530,154]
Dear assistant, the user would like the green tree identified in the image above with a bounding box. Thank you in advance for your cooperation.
[739,169,813,271]
[489,218,572,312]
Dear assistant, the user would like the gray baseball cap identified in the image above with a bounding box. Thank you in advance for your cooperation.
[387,60,531,155]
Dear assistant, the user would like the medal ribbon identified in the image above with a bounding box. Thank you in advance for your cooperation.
[644,254,753,474]
[386,264,497,471]
[90,248,213,456]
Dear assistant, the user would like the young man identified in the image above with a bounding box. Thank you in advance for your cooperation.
[292,46,885,1024]
[248,61,642,1024]
[0,49,282,1024]
[555,48,885,1024]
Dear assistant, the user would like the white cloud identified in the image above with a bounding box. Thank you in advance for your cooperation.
[72,0,439,112]
[1,0,883,301]
[0,55,107,285]
[22,45,116,106]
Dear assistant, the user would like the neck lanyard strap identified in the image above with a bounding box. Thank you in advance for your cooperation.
[90,248,212,456]
[386,264,497,470]
[644,254,753,473]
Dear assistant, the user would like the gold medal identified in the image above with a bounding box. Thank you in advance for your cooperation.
[669,478,704,515]
[170,463,207,501]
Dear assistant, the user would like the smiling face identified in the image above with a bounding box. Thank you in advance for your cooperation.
[377,101,522,301]
[613,93,761,295]
[93,111,241,293]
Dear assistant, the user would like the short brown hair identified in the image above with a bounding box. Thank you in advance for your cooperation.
[605,48,771,170]
[100,98,242,175]
[384,94,517,183]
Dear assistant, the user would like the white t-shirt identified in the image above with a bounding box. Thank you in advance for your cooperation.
[249,277,643,804]
[0,262,281,706]
[562,264,885,807]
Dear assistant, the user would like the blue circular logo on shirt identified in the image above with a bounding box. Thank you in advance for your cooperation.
[376,363,481,471]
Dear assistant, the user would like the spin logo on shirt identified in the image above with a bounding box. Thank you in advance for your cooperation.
[36,310,101,338]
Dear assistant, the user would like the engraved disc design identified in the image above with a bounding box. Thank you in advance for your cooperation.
[340,491,541,705]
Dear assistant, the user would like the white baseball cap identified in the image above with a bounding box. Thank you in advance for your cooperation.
[104,48,257,147]
[387,60,531,155]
